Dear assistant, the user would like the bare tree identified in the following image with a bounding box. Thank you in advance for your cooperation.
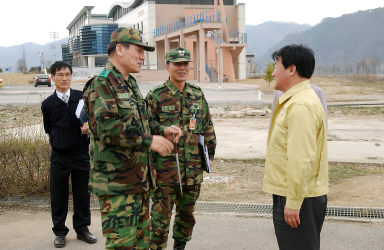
[368,58,380,74]
[17,59,27,73]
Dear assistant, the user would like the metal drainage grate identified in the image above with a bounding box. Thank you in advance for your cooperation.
[235,204,273,214]
[194,202,384,219]
[3,197,384,219]
[195,202,273,214]
[326,207,384,219]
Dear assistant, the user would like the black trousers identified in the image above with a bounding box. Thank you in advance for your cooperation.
[273,194,327,250]
[50,150,91,236]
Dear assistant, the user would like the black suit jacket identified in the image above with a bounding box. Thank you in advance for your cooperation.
[41,89,89,155]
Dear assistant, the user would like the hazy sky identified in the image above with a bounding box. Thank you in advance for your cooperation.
[0,0,382,47]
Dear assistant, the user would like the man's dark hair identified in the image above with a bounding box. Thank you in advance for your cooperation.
[107,42,130,56]
[271,44,315,78]
[50,61,72,75]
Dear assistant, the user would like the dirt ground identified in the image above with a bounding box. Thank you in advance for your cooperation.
[199,159,384,207]
[238,76,384,102]
[1,104,384,207]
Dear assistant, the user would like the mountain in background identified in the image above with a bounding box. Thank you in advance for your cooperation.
[2,7,383,73]
[259,7,384,67]
[245,22,311,60]
[0,38,68,71]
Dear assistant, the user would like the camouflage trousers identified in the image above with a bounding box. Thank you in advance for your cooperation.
[98,192,150,250]
[150,184,201,250]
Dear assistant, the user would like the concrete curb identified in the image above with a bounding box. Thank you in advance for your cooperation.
[0,91,52,96]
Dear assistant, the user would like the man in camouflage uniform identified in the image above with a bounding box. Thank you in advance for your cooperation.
[146,47,217,250]
[83,27,181,249]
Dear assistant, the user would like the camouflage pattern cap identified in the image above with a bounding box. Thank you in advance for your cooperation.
[110,27,155,52]
[166,47,192,62]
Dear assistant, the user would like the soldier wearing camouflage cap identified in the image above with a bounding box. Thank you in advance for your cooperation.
[146,47,216,250]
[83,27,181,249]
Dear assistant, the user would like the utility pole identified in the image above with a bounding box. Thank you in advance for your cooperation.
[22,45,27,72]
[50,32,59,63]
[40,50,46,73]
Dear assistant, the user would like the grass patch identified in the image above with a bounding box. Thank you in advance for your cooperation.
[0,73,36,85]
[237,78,275,93]
[329,162,384,180]
[200,159,267,202]
[0,105,42,129]
[328,106,384,116]
[199,159,384,203]
[342,80,384,89]
[0,128,50,197]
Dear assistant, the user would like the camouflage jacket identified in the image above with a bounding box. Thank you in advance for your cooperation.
[83,61,156,196]
[146,80,216,186]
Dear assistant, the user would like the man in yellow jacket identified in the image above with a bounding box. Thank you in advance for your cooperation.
[263,44,328,250]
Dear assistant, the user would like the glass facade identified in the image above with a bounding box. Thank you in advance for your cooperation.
[95,57,109,67]
[69,36,81,53]
[80,24,118,55]
[61,44,73,66]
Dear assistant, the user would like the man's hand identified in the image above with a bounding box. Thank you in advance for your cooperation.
[164,125,182,143]
[150,135,174,156]
[80,122,89,134]
[284,206,300,229]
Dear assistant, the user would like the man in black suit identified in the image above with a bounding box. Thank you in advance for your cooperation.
[41,61,97,248]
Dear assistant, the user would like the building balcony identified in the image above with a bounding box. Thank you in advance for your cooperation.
[154,10,221,37]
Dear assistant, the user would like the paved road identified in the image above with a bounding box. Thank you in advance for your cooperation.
[1,209,384,250]
[0,82,264,105]
[2,83,383,106]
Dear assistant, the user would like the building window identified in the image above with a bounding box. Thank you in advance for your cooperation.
[79,24,118,55]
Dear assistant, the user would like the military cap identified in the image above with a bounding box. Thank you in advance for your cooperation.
[166,47,192,62]
[110,27,155,52]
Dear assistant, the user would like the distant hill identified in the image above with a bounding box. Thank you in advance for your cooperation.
[246,22,311,60]
[260,7,384,67]
[0,38,68,72]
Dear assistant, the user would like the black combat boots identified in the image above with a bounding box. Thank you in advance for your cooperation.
[173,240,186,250]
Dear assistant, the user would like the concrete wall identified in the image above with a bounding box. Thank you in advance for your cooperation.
[147,2,157,70]
[72,67,169,83]
[224,5,238,32]
[72,67,104,80]
[88,18,114,25]
[132,70,169,81]
[237,3,246,80]
[116,1,157,70]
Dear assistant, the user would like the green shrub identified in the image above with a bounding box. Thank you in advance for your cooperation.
[0,129,51,197]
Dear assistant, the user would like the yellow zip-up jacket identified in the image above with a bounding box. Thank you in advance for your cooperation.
[263,80,328,210]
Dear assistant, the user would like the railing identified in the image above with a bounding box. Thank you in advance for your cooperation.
[205,60,217,82]
[207,30,248,45]
[205,64,212,81]
[154,10,221,37]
